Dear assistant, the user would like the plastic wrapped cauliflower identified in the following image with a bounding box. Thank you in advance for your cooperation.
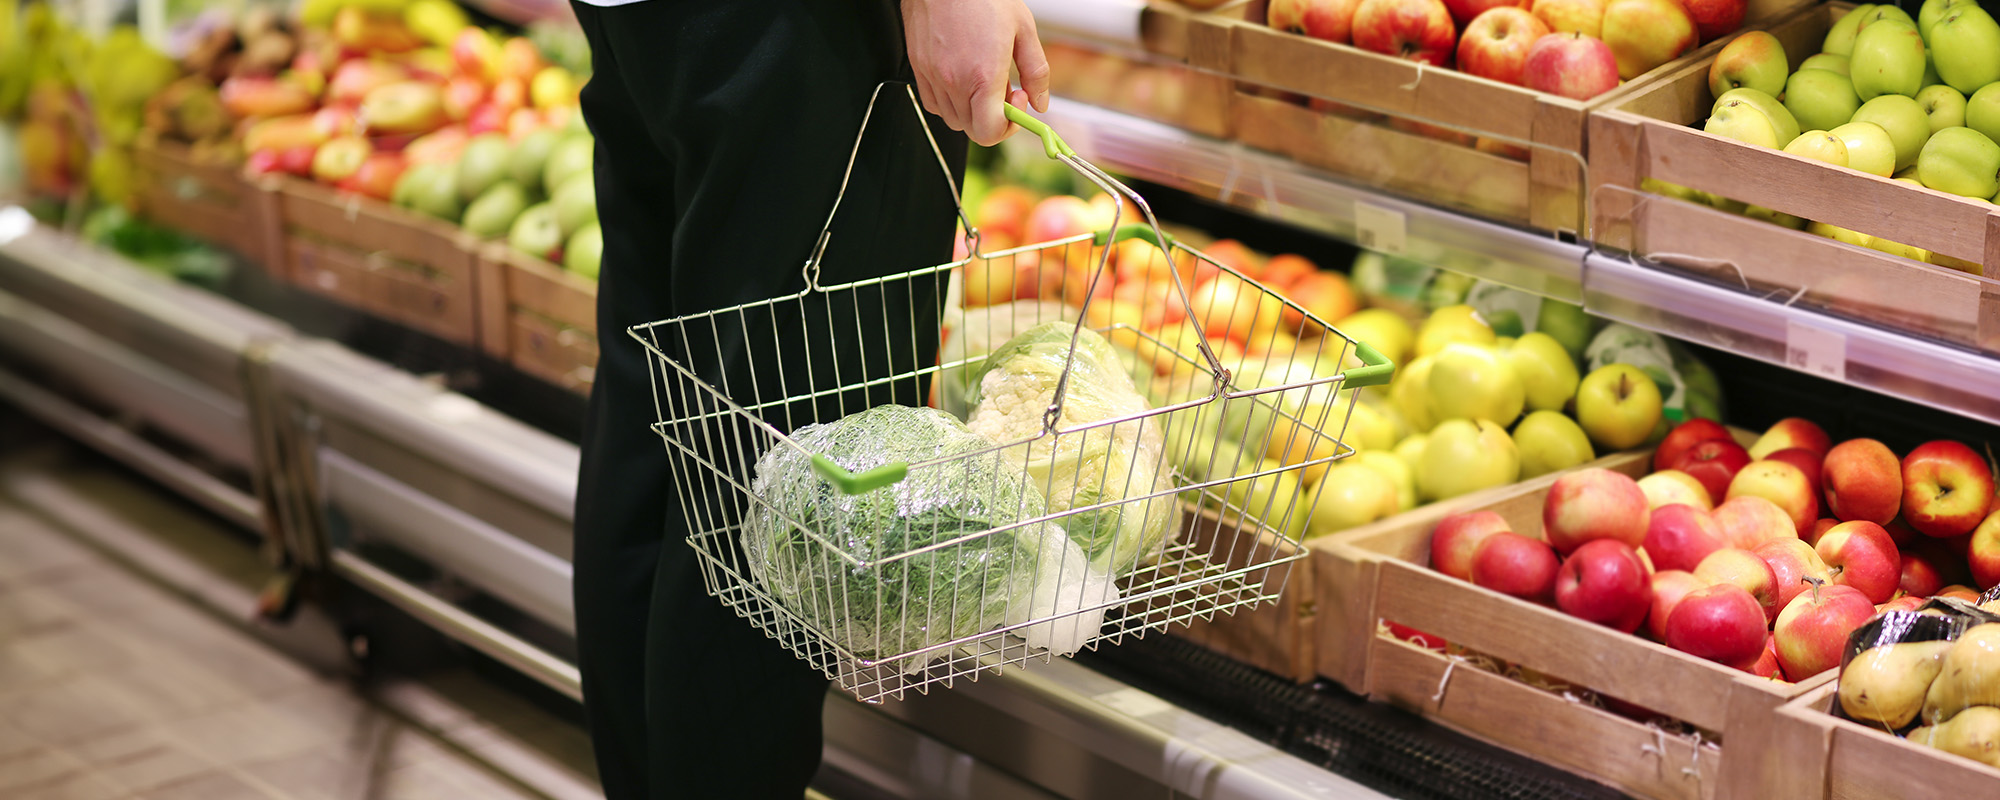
[934,301,1074,420]
[743,405,1116,659]
[966,322,1181,577]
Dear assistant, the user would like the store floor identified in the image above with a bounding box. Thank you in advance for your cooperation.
[0,444,602,800]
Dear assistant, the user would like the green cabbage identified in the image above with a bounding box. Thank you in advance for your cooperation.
[966,323,1180,577]
[743,405,1115,659]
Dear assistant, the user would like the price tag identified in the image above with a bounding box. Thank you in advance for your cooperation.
[1355,201,1407,255]
[1785,319,1847,383]
[1094,687,1174,719]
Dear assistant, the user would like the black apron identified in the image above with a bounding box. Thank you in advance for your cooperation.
[569,2,965,797]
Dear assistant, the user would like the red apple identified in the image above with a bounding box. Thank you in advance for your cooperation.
[1765,448,1825,500]
[1445,0,1529,25]
[1457,8,1551,86]
[1901,440,1995,538]
[328,59,412,106]
[1741,634,1784,680]
[1817,521,1900,604]
[1804,518,1839,546]
[336,152,407,201]
[1899,549,1946,599]
[1351,0,1458,66]
[1823,438,1902,525]
[1555,539,1654,632]
[1712,495,1798,550]
[1430,510,1514,581]
[1728,460,1818,536]
[310,136,372,184]
[1671,438,1752,504]
[1969,509,2000,589]
[1940,584,1983,603]
[1654,418,1732,474]
[1268,0,1365,44]
[219,75,317,118]
[451,28,502,85]
[1646,570,1705,641]
[1773,581,1876,680]
[1665,584,1767,666]
[1521,32,1623,100]
[1530,0,1608,36]
[1638,470,1714,512]
[1877,596,1926,614]
[1384,621,1448,650]
[1543,468,1653,554]
[1750,417,1831,462]
[1754,537,1833,617]
[1470,532,1561,602]
[1695,547,1781,621]
[1643,503,1728,572]
[1884,517,1922,548]
[1674,0,1746,43]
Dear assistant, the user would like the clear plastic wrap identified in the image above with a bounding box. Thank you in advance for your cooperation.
[742,405,1116,659]
[965,322,1180,577]
[1837,596,2000,747]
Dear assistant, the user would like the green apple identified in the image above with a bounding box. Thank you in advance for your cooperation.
[1343,399,1400,452]
[1714,88,1800,146]
[1414,304,1496,359]
[1641,177,1707,203]
[1393,433,1427,472]
[1807,220,1876,247]
[1916,126,2000,197]
[507,129,562,193]
[544,133,594,194]
[1228,458,1306,535]
[1706,97,1782,148]
[1858,5,1916,30]
[1851,20,1927,101]
[552,173,597,237]
[1917,84,1969,133]
[1574,363,1662,451]
[1390,354,1437,434]
[1504,331,1580,413]
[1512,410,1596,479]
[391,162,430,207]
[1798,54,1850,76]
[1784,130,1850,165]
[1823,4,1877,57]
[565,222,602,279]
[1924,59,1944,88]
[1784,69,1863,133]
[1967,79,2000,143]
[508,202,564,260]
[1852,94,1934,171]
[1536,300,1594,362]
[1426,343,1525,427]
[462,180,529,238]
[406,163,463,221]
[1743,204,1807,229]
[1829,121,1899,176]
[1708,32,1789,100]
[1930,8,2000,94]
[456,132,513,202]
[1921,0,1979,39]
[1867,235,1932,262]
[1417,419,1520,502]
[1350,450,1417,512]
[1302,462,1396,539]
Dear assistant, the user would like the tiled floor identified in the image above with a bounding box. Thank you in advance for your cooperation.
[0,489,590,800]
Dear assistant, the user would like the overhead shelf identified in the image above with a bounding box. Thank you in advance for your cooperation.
[1038,100,1590,302]
[1038,100,2000,428]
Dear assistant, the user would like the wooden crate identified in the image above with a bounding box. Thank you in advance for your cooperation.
[1770,679,2000,799]
[1167,502,1316,682]
[275,178,482,346]
[1589,2,2000,354]
[475,243,597,393]
[1312,431,1831,800]
[1206,0,1807,234]
[130,138,282,270]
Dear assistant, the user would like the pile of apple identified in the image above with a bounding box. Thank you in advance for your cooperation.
[1430,414,2000,683]
[1265,0,1749,104]
[1692,1,2000,272]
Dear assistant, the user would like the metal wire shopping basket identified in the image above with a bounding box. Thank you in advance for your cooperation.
[630,84,1393,702]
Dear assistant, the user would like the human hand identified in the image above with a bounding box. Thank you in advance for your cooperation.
[902,0,1050,147]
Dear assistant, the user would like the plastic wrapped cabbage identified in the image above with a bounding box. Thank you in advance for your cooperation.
[743,405,1117,660]
[966,322,1180,577]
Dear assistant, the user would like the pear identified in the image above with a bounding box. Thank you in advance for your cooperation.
[1840,640,1952,728]
[1922,624,2000,724]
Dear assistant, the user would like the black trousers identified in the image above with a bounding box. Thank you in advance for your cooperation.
[570,2,965,798]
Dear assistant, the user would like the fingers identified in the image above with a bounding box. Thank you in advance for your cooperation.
[1013,28,1051,113]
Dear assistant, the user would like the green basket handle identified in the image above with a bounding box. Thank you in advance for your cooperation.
[811,455,908,495]
[1344,342,1395,389]
[1007,104,1075,160]
[1093,223,1172,250]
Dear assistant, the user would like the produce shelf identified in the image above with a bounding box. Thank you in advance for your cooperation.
[1038,100,1590,302]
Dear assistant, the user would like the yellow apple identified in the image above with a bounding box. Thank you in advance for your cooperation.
[1513,410,1596,479]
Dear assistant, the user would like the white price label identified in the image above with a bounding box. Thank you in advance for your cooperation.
[1785,319,1847,382]
[1355,201,1407,255]
[1093,687,1175,719]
